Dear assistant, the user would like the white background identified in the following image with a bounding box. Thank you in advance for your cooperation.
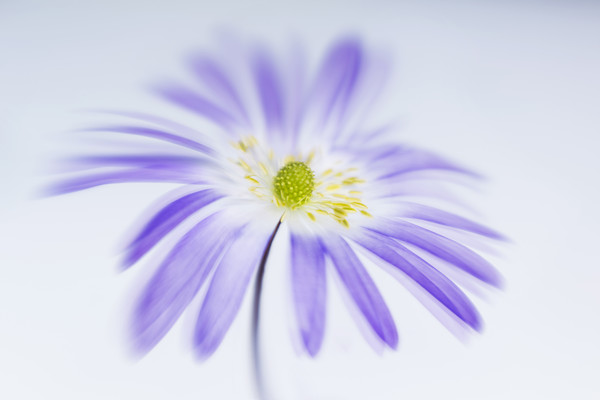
[1,0,599,399]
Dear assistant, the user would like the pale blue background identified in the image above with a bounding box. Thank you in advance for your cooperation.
[1,0,599,399]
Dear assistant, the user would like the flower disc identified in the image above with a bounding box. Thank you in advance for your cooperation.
[273,161,315,209]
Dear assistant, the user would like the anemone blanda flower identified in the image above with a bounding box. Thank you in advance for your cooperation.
[52,37,503,370]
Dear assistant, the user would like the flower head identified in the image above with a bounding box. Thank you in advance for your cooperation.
[51,37,503,361]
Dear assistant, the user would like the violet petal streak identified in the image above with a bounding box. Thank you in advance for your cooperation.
[188,55,250,125]
[68,154,203,170]
[290,233,327,356]
[85,125,212,154]
[322,235,398,348]
[253,51,285,134]
[49,167,202,195]
[398,202,505,240]
[313,38,362,127]
[371,219,502,286]
[155,85,238,130]
[124,189,223,268]
[374,148,480,180]
[132,212,237,353]
[354,230,482,330]
[194,224,270,358]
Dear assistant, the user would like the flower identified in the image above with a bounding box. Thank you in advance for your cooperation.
[51,37,503,364]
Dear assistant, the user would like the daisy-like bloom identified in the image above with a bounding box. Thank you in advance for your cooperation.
[51,37,503,397]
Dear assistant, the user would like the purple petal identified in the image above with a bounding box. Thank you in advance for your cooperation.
[285,44,308,149]
[124,189,223,268]
[398,202,506,240]
[99,110,217,145]
[132,212,238,353]
[312,38,362,125]
[189,55,250,125]
[321,235,398,348]
[369,219,501,286]
[354,230,482,330]
[48,167,202,195]
[84,125,212,154]
[371,179,470,207]
[360,144,406,163]
[194,224,271,358]
[66,154,203,170]
[290,233,327,357]
[253,50,285,133]
[373,148,481,180]
[155,84,238,130]
[342,124,395,147]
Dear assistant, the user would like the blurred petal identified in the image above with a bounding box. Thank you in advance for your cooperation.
[48,167,202,195]
[290,233,327,356]
[373,148,480,180]
[354,230,482,330]
[155,84,239,130]
[194,223,272,358]
[322,235,398,348]
[132,212,239,353]
[124,189,223,268]
[253,50,285,134]
[189,55,250,125]
[312,38,362,127]
[370,219,502,285]
[66,154,203,170]
[84,125,213,154]
[398,202,506,240]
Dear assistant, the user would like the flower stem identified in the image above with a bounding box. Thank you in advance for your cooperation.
[251,218,283,400]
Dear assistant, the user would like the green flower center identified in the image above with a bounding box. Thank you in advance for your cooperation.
[273,161,315,209]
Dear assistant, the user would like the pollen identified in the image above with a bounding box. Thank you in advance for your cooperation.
[273,161,315,209]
